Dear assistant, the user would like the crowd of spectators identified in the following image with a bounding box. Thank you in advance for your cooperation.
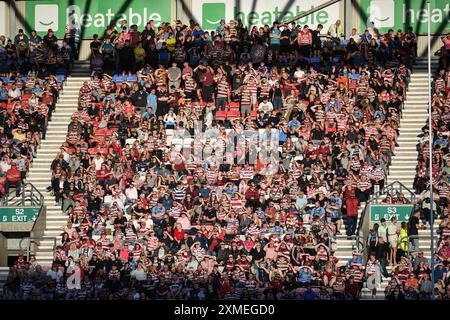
[0,28,74,76]
[389,53,450,300]
[4,17,447,300]
[0,26,71,199]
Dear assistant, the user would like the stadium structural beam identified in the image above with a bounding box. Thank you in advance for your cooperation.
[426,0,435,301]
[283,0,342,25]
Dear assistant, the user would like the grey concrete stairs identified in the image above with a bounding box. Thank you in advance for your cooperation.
[386,57,438,191]
[359,57,440,300]
[28,61,91,266]
[385,57,441,259]
[334,57,439,299]
[0,267,9,298]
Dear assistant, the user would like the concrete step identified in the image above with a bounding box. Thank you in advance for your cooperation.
[398,127,424,132]
[386,170,416,176]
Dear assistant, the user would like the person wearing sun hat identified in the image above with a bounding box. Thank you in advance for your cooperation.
[347,251,363,268]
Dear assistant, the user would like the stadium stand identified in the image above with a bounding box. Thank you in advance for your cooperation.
[1,18,449,300]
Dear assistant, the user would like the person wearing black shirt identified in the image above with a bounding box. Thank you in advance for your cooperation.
[311,24,323,57]
[88,254,104,277]
[268,110,280,127]
[90,34,102,55]
[113,212,127,234]
[160,214,175,232]
[131,86,148,112]
[407,210,421,253]
[368,134,378,153]
[250,243,266,262]
[43,29,58,51]
[279,26,291,54]
[87,194,101,213]
[118,40,136,75]
[310,123,325,142]
[375,236,390,278]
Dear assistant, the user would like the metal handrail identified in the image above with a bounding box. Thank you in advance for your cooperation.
[19,236,58,262]
[1,183,44,207]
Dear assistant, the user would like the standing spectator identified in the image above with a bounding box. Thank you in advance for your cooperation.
[297,25,312,57]
[375,236,390,277]
[387,217,399,264]
[269,22,281,60]
[344,190,359,237]
[407,210,422,253]
[167,62,181,93]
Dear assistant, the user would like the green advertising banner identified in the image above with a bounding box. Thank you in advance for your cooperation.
[25,0,172,38]
[369,204,414,222]
[359,0,450,34]
[0,207,41,223]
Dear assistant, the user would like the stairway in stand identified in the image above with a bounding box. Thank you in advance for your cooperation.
[28,61,91,266]
[386,57,441,262]
[334,57,439,300]
[386,58,438,190]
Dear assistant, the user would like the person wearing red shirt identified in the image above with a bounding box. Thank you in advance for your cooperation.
[297,25,312,57]
[5,162,22,197]
[345,190,360,237]
[173,223,185,244]
[245,183,260,209]
[96,163,110,186]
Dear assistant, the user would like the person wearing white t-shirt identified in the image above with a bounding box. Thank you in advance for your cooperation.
[125,183,138,202]
[140,212,154,230]
[293,66,305,81]
[258,96,274,114]
[0,157,11,173]
[349,28,361,43]
[130,262,147,281]
[93,153,104,170]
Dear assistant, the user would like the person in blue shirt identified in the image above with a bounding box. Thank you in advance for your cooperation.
[152,202,167,221]
[373,110,386,122]
[31,83,44,95]
[146,87,157,114]
[215,20,226,36]
[347,251,363,267]
[192,24,204,39]
[297,266,313,285]
[224,183,237,197]
[158,194,173,210]
[288,116,301,132]
[311,202,325,221]
[199,183,211,198]
[296,190,308,213]
[142,107,155,120]
[360,29,372,44]
[329,193,342,208]
[433,134,447,148]
[270,221,285,237]
[326,198,342,232]
[0,81,8,102]
[433,263,447,282]
[269,22,281,59]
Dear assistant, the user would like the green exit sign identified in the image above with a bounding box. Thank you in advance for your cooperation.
[0,207,41,223]
[369,204,414,222]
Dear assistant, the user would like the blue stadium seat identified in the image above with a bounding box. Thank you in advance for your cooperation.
[126,75,137,82]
